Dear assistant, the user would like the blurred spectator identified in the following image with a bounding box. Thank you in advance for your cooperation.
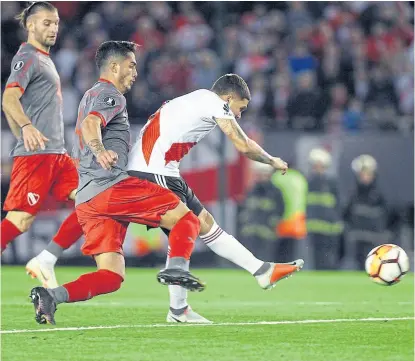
[271,164,308,262]
[61,77,80,125]
[130,16,164,52]
[127,81,161,124]
[343,155,392,269]
[287,2,313,33]
[173,10,213,51]
[306,148,343,270]
[191,50,220,90]
[238,162,284,262]
[268,73,291,129]
[287,71,325,131]
[343,98,365,131]
[235,42,271,79]
[55,35,79,79]
[366,65,399,130]
[288,43,317,75]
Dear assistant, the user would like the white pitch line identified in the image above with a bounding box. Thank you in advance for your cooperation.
[1,317,413,334]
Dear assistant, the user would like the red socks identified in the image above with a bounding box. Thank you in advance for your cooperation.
[63,269,124,302]
[168,211,200,260]
[53,210,84,249]
[1,219,22,253]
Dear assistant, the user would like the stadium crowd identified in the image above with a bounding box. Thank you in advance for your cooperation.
[1,1,413,133]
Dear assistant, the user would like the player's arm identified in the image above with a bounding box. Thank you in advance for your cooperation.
[2,87,50,150]
[81,114,118,170]
[2,98,21,138]
[215,117,288,174]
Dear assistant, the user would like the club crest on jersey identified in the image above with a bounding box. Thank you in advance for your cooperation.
[104,97,116,107]
[13,61,24,71]
[223,103,232,116]
[27,192,40,206]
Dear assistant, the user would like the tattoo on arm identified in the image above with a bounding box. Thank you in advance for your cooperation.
[245,151,273,164]
[217,118,273,165]
[245,139,273,164]
[229,120,247,142]
[87,139,106,157]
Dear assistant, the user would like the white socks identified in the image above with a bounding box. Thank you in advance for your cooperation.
[36,250,58,266]
[167,254,189,310]
[200,223,264,274]
[167,223,264,310]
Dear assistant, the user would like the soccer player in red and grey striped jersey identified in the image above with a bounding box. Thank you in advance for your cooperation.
[1,2,83,286]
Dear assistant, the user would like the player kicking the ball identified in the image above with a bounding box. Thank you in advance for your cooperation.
[1,2,85,279]
[126,74,304,323]
[29,40,205,325]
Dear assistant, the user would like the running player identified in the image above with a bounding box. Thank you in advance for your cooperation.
[127,74,304,323]
[30,40,205,325]
[1,2,84,282]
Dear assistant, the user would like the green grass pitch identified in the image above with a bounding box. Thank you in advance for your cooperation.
[1,266,414,361]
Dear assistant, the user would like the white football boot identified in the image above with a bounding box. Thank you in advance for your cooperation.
[256,259,304,290]
[26,257,59,289]
[166,306,212,323]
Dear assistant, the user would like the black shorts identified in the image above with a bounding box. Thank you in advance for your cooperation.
[127,170,204,216]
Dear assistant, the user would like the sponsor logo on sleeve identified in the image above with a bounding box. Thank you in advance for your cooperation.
[223,103,232,117]
[13,61,24,71]
[104,96,116,107]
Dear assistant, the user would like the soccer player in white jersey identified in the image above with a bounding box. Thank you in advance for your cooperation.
[127,74,304,323]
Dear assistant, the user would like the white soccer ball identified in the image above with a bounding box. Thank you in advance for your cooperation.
[365,244,410,286]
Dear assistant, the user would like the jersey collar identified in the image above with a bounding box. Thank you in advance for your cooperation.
[22,42,50,56]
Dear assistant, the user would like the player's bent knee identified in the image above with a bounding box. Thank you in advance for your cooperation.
[160,201,191,230]
[95,252,126,279]
[5,211,35,233]
[68,189,77,201]
[198,209,215,236]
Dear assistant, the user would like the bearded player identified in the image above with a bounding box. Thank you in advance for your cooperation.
[127,74,304,323]
[29,40,206,325]
[1,2,84,282]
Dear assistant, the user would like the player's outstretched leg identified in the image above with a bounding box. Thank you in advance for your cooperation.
[157,210,205,292]
[26,210,84,288]
[198,210,304,289]
[30,256,124,325]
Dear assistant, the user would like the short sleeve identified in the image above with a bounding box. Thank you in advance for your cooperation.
[88,91,124,126]
[6,52,38,94]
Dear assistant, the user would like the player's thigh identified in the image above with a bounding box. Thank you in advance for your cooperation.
[76,202,128,257]
[51,154,78,202]
[95,252,125,279]
[103,177,182,228]
[3,155,55,215]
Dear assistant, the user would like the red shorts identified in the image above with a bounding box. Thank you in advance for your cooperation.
[3,154,78,215]
[75,177,180,256]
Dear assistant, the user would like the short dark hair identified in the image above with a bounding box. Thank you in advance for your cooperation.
[16,2,57,29]
[95,41,139,71]
[211,74,251,101]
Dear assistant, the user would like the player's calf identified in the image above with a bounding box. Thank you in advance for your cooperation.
[1,211,34,252]
[158,210,205,291]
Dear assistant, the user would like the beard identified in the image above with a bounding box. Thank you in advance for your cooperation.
[35,31,56,48]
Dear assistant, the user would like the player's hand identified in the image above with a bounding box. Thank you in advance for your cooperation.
[96,150,118,170]
[270,157,288,175]
[22,124,49,151]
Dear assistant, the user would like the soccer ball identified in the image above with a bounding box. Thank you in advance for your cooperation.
[365,244,410,286]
